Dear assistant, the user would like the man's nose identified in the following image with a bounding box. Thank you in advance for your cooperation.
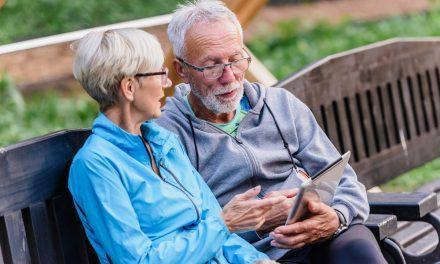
[218,64,236,84]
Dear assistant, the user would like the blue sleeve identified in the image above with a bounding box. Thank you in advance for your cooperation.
[68,155,230,264]
[189,165,270,263]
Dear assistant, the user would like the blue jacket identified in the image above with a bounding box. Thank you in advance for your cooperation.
[68,114,268,264]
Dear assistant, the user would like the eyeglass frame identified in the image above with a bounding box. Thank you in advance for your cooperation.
[176,51,252,80]
[135,67,169,86]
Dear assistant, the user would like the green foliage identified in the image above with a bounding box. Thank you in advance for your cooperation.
[381,158,440,192]
[0,74,98,146]
[247,5,440,79]
[0,0,181,44]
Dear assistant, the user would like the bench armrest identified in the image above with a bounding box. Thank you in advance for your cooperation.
[364,214,397,241]
[368,192,438,221]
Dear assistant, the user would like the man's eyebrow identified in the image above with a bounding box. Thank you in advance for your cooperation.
[200,51,243,63]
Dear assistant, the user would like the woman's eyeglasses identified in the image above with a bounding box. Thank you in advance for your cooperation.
[135,67,169,86]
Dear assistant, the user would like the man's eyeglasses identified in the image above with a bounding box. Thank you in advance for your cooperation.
[135,67,169,86]
[177,56,252,80]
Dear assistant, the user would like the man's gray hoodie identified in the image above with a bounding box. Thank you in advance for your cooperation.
[156,81,369,258]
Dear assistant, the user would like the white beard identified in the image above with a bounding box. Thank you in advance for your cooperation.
[190,82,243,114]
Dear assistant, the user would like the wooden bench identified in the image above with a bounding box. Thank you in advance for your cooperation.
[0,38,438,263]
[0,130,96,264]
[278,37,440,263]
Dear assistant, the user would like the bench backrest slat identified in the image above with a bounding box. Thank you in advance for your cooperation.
[0,129,95,264]
[1,210,31,263]
[278,38,440,188]
[26,201,61,264]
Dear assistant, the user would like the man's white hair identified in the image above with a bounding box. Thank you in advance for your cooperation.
[167,0,243,59]
[72,28,164,111]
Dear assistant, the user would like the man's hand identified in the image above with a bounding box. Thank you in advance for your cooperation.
[221,186,286,232]
[256,189,297,235]
[269,200,339,249]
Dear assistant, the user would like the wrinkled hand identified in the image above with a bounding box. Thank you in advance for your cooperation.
[221,186,286,232]
[256,189,297,235]
[269,200,339,249]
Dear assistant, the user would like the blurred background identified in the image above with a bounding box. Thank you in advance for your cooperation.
[0,0,438,191]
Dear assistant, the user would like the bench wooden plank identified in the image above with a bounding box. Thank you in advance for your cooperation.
[368,192,438,220]
[383,83,400,147]
[359,92,377,157]
[398,78,418,141]
[368,87,387,152]
[322,103,341,153]
[347,95,367,162]
[52,195,90,264]
[336,98,354,155]
[407,75,425,136]
[417,73,434,133]
[3,211,31,264]
[426,69,440,129]
[365,214,397,241]
[26,202,61,264]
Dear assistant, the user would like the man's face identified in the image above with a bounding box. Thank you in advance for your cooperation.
[183,20,246,114]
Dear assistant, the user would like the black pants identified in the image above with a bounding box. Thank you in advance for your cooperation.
[277,224,387,264]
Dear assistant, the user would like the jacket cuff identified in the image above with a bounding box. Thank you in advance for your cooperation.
[332,203,354,225]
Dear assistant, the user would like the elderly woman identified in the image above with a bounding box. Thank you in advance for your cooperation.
[68,28,277,264]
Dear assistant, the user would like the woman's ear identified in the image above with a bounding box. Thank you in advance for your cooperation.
[174,59,189,83]
[119,77,136,102]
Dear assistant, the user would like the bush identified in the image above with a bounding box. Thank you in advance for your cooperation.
[0,74,98,146]
[0,0,181,44]
[247,4,440,80]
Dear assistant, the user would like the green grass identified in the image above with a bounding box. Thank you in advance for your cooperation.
[381,158,440,192]
[247,3,440,79]
[0,0,181,44]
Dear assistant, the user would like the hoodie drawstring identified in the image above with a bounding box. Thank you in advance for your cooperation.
[185,98,298,174]
[187,115,200,171]
[263,98,298,171]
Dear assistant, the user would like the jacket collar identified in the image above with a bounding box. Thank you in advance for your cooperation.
[92,113,174,158]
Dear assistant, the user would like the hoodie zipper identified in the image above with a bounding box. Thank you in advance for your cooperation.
[205,122,263,197]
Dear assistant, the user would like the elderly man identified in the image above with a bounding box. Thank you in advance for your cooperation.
[157,1,386,263]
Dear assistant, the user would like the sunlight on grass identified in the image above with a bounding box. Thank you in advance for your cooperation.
[381,158,440,192]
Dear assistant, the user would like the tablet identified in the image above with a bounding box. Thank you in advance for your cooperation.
[285,151,351,225]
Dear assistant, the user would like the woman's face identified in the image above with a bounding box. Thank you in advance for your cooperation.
[133,68,171,121]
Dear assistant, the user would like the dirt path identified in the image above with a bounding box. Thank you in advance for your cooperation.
[246,0,432,39]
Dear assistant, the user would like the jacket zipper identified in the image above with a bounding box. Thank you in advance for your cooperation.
[140,135,201,222]
[159,163,201,222]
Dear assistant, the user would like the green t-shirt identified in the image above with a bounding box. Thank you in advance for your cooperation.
[184,95,250,137]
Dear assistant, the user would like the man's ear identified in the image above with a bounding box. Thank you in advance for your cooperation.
[119,77,136,102]
[174,59,189,83]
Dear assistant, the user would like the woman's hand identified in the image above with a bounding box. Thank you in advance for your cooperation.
[221,186,286,232]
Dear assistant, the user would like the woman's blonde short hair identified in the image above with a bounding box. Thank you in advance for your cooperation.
[72,28,164,111]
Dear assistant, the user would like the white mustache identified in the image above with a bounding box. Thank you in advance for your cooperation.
[214,82,241,95]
